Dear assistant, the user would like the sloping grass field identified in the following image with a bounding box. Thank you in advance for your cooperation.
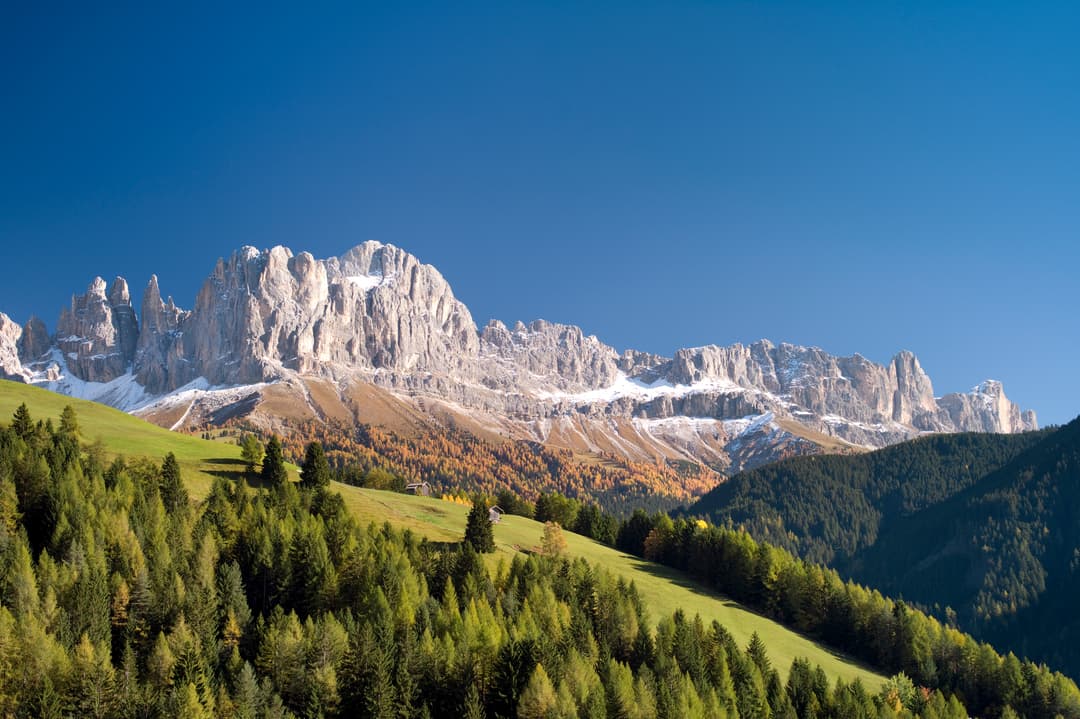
[0,379,883,686]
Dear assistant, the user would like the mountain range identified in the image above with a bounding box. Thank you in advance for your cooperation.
[0,241,1037,478]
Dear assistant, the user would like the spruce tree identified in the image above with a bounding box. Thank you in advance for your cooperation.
[464,496,495,554]
[261,436,288,487]
[160,453,188,512]
[11,403,32,439]
[299,441,331,489]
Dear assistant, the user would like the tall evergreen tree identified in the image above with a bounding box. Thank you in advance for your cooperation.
[160,452,187,512]
[59,405,80,437]
[11,402,32,439]
[261,436,289,487]
[464,496,496,554]
[239,434,264,475]
[299,441,331,489]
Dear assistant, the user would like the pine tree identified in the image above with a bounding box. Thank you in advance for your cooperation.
[463,682,486,719]
[59,405,79,437]
[11,403,32,439]
[261,436,289,487]
[464,496,496,553]
[178,682,211,719]
[160,452,188,512]
[746,632,771,676]
[233,662,262,719]
[516,663,557,719]
[239,434,264,475]
[300,441,332,489]
[70,634,117,719]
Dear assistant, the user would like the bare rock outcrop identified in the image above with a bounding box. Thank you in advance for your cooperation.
[480,319,621,392]
[18,316,51,362]
[939,380,1038,434]
[0,313,27,381]
[134,275,194,394]
[55,277,139,383]
[165,242,480,389]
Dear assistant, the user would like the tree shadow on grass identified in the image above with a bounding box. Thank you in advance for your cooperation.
[203,459,265,489]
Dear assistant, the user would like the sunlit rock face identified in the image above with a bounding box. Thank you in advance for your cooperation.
[1,241,1037,473]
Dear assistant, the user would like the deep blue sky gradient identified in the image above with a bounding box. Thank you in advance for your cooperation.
[2,3,1078,423]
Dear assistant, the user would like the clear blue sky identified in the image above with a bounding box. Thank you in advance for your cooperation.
[2,3,1077,424]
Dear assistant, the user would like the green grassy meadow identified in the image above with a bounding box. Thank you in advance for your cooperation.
[0,379,884,686]
[338,485,883,686]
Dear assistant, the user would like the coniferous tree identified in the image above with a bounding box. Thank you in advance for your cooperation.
[239,434,264,475]
[261,436,289,487]
[59,405,80,437]
[11,402,33,439]
[70,634,118,719]
[517,663,558,718]
[299,441,331,489]
[464,497,496,554]
[541,521,566,558]
[160,453,187,512]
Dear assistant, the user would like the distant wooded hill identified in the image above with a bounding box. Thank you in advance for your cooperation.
[690,419,1080,678]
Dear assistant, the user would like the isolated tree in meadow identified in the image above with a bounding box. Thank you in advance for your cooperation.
[464,496,495,553]
[239,434,264,474]
[299,441,331,489]
[261,436,288,487]
[541,521,566,558]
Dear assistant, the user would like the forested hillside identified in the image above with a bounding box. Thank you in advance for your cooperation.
[0,402,955,718]
[690,431,1048,565]
[689,419,1080,680]
[851,416,1080,677]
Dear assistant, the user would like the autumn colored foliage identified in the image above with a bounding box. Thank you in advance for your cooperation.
[219,418,718,513]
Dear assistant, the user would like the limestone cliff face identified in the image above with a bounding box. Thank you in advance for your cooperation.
[480,319,621,392]
[134,275,193,394]
[0,313,26,381]
[55,277,139,383]
[0,240,1038,470]
[18,316,51,362]
[127,242,480,392]
[644,342,946,431]
[939,380,1038,434]
[562,341,1037,444]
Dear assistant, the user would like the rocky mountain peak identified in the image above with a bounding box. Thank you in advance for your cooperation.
[0,241,1039,474]
[19,316,50,362]
[135,275,193,394]
[55,275,139,383]
[109,277,131,306]
[938,379,1037,434]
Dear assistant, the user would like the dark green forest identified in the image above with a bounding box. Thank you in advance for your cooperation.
[614,509,1080,719]
[688,419,1080,681]
[0,404,980,718]
[689,430,1049,565]
[851,416,1080,678]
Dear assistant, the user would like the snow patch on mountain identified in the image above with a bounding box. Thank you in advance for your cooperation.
[536,372,741,404]
[27,350,150,411]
